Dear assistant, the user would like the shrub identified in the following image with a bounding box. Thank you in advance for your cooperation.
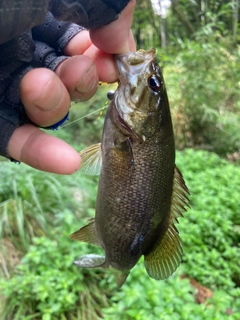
[0,235,111,320]
[176,149,240,290]
[161,40,240,157]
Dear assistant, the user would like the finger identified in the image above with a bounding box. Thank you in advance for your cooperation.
[55,55,99,101]
[83,46,118,83]
[63,30,92,56]
[7,124,81,174]
[63,30,117,84]
[128,30,137,52]
[89,0,136,54]
[20,68,70,127]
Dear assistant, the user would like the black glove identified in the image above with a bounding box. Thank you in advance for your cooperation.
[0,13,81,158]
[0,0,130,158]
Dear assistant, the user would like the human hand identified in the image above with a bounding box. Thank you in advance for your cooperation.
[7,0,136,174]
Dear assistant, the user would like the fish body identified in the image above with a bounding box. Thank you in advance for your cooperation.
[70,48,189,284]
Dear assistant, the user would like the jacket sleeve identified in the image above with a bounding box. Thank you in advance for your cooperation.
[0,0,130,44]
[49,0,130,29]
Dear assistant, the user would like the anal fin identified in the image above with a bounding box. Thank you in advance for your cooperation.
[144,224,183,280]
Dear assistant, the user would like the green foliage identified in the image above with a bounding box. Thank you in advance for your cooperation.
[103,266,240,320]
[1,149,240,319]
[132,0,160,49]
[161,38,240,156]
[0,235,110,320]
[0,161,97,277]
[0,162,108,319]
[176,149,240,290]
[132,2,240,158]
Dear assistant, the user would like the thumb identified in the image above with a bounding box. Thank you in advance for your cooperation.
[89,0,136,54]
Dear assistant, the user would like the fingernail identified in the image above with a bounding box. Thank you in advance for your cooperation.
[75,63,96,94]
[34,75,63,111]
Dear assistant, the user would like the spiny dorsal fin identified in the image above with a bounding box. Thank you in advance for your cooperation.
[171,166,190,223]
[79,143,102,175]
[69,220,99,247]
[144,166,189,280]
[144,224,183,280]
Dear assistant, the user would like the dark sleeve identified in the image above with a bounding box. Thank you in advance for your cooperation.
[0,0,49,45]
[49,0,131,29]
[0,0,130,44]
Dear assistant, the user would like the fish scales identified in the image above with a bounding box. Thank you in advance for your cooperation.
[70,48,190,285]
[97,121,174,265]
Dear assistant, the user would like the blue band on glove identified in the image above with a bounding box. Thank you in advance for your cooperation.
[45,112,69,130]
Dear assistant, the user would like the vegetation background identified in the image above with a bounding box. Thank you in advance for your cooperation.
[0,0,240,319]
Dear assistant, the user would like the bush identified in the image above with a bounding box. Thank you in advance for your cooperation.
[103,266,240,320]
[161,39,240,157]
[0,236,110,320]
[0,162,97,258]
[176,149,240,290]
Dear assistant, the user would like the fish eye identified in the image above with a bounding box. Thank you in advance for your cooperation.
[148,75,161,93]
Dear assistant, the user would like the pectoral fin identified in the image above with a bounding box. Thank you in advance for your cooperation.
[79,143,102,175]
[70,220,100,247]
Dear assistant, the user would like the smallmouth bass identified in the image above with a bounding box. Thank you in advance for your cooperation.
[70,48,189,285]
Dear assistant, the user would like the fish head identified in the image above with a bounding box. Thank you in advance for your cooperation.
[114,48,169,141]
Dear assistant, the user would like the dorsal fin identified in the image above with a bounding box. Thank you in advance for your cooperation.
[79,143,102,175]
[144,166,190,280]
[171,165,190,222]
[70,220,100,247]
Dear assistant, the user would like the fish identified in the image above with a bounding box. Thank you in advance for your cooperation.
[70,48,189,285]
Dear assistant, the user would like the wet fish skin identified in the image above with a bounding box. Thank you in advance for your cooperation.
[70,48,189,284]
